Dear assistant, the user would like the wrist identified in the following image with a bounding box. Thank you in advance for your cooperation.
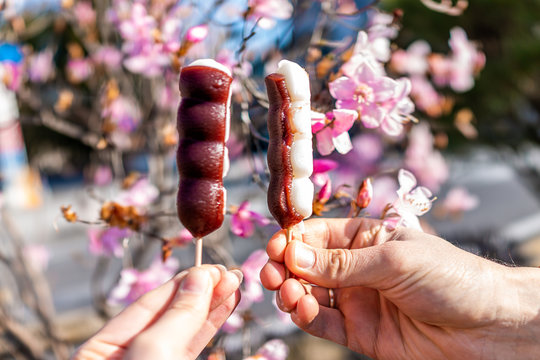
[492,265,540,359]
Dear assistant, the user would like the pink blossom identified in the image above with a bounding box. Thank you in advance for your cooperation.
[0,62,23,91]
[169,228,194,247]
[224,250,268,332]
[108,257,179,306]
[365,176,397,216]
[342,31,387,75]
[385,169,434,231]
[216,49,253,94]
[231,201,271,238]
[312,159,338,187]
[23,244,50,272]
[356,178,373,209]
[115,178,159,209]
[405,122,448,191]
[317,178,332,204]
[244,339,289,360]
[73,1,96,27]
[88,227,127,257]
[311,109,357,156]
[429,27,485,92]
[93,165,113,186]
[66,58,93,83]
[330,61,414,136]
[185,24,208,43]
[366,11,399,40]
[409,75,445,117]
[447,27,485,92]
[222,311,244,333]
[92,46,123,70]
[441,187,479,214]
[28,50,54,83]
[248,0,293,29]
[101,95,142,133]
[390,40,431,76]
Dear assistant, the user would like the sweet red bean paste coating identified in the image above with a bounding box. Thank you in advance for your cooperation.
[177,65,232,238]
[265,73,304,229]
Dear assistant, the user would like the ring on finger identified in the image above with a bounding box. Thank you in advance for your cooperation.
[328,288,335,308]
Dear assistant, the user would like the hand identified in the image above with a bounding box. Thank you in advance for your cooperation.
[73,265,242,360]
[260,218,540,359]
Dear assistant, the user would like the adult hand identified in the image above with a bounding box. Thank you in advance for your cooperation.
[73,265,242,360]
[260,218,540,359]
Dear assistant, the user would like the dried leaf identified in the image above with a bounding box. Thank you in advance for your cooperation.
[61,205,77,223]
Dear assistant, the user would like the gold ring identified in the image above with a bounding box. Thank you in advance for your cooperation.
[328,288,335,308]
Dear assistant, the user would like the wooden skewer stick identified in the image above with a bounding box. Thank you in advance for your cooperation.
[195,237,203,267]
[285,227,293,278]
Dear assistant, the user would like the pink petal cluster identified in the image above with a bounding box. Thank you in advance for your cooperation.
[101,95,142,133]
[92,46,123,71]
[330,61,414,137]
[109,2,183,77]
[405,122,448,192]
[66,58,94,83]
[28,49,55,83]
[108,257,180,306]
[391,40,431,76]
[248,0,293,29]
[244,339,289,360]
[441,187,479,214]
[223,250,268,333]
[115,178,159,209]
[311,159,338,187]
[384,169,434,231]
[311,109,357,156]
[185,24,209,43]
[231,201,271,238]
[0,61,23,91]
[73,1,96,27]
[88,227,128,258]
[429,27,485,92]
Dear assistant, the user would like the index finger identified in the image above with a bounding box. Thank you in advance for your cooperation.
[266,218,387,262]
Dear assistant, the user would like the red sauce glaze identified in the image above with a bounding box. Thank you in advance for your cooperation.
[177,65,232,238]
[265,73,303,229]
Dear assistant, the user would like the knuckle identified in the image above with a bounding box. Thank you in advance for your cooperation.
[324,249,352,281]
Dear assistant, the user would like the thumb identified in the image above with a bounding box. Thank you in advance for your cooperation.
[285,240,395,289]
[126,268,215,360]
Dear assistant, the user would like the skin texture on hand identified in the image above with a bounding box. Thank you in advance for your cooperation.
[260,218,540,360]
[72,265,242,360]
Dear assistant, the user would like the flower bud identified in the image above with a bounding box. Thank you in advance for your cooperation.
[356,178,373,210]
[186,24,209,44]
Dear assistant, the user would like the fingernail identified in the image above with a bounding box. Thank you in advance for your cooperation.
[294,242,315,269]
[180,269,210,294]
[229,269,243,283]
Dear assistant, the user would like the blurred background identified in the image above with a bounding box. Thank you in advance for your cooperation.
[1,0,540,359]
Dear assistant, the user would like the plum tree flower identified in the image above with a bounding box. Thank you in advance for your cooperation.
[88,227,128,257]
[329,61,414,137]
[224,250,268,332]
[441,187,479,214]
[108,257,179,306]
[244,339,289,360]
[185,24,209,43]
[66,58,93,83]
[230,201,271,238]
[384,169,434,231]
[342,31,387,76]
[311,109,358,156]
[28,49,55,83]
[92,46,123,71]
[311,159,338,187]
[429,27,485,92]
[73,1,96,27]
[248,0,293,29]
[115,178,159,209]
[390,40,431,76]
[405,122,448,191]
